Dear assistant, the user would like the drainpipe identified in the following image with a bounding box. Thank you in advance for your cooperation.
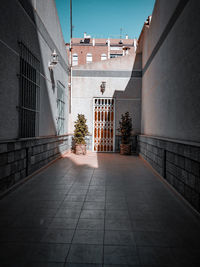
[69,0,72,113]
[107,38,110,59]
[134,39,137,52]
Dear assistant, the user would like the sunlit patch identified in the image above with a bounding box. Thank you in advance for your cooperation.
[62,151,99,168]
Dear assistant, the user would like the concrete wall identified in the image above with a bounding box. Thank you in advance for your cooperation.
[70,54,142,151]
[138,0,200,212]
[141,0,200,142]
[0,0,69,140]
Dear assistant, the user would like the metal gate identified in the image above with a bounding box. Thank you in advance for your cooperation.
[93,98,115,152]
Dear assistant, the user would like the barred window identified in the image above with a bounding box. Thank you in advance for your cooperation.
[57,81,65,135]
[18,42,40,138]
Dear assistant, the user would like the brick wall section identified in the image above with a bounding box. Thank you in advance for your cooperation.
[66,38,136,66]
[0,135,70,194]
[71,46,109,66]
[138,135,200,212]
[70,45,135,66]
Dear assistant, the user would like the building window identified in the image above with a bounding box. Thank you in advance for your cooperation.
[57,81,65,135]
[101,54,107,61]
[86,53,92,63]
[110,54,123,58]
[72,53,78,66]
[18,41,40,138]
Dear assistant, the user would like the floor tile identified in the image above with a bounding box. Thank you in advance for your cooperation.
[104,245,139,265]
[105,219,132,231]
[105,210,130,220]
[105,202,128,210]
[103,265,138,267]
[131,219,165,232]
[86,195,105,202]
[65,195,85,202]
[30,243,70,262]
[0,242,33,263]
[83,201,105,210]
[67,244,103,264]
[138,246,175,266]
[26,208,58,217]
[55,209,81,219]
[171,247,200,266]
[2,263,28,267]
[89,185,106,191]
[66,264,102,267]
[28,263,64,267]
[69,189,88,195]
[77,219,104,230]
[11,216,53,229]
[42,229,74,243]
[60,202,83,209]
[134,230,183,247]
[80,210,104,219]
[72,229,104,244]
[26,200,61,209]
[104,230,135,245]
[49,218,78,229]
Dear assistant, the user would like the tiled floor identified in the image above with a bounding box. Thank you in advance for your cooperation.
[0,152,200,266]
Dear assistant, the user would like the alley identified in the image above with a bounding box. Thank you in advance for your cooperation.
[0,153,200,266]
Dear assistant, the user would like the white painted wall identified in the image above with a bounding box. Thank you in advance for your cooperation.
[69,54,142,139]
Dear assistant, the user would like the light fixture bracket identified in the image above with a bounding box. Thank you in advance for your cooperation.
[100,81,106,95]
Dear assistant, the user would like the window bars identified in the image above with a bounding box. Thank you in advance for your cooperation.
[57,81,65,135]
[18,41,40,138]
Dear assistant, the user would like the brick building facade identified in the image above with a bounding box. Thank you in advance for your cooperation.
[66,33,137,66]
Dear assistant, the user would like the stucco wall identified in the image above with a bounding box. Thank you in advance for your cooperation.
[0,0,69,140]
[141,0,200,142]
[70,54,142,150]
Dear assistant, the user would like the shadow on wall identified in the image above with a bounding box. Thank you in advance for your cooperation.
[87,53,142,153]
[16,0,58,136]
[83,52,142,154]
[113,52,142,153]
[0,0,69,194]
[24,0,70,161]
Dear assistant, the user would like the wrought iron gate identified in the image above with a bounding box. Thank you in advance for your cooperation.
[93,98,115,152]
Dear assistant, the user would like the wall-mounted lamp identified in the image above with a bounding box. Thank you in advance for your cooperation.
[100,81,106,95]
[48,49,59,70]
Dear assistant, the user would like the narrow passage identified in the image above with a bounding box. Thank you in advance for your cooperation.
[0,153,200,266]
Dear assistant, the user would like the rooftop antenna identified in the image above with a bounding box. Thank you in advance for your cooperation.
[120,28,123,39]
[70,0,72,40]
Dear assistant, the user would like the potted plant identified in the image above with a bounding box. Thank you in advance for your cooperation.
[73,114,89,155]
[118,112,133,155]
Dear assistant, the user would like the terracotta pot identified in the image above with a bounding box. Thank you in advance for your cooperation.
[120,144,131,155]
[75,144,86,155]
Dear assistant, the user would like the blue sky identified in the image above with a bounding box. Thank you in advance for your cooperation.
[55,0,155,42]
